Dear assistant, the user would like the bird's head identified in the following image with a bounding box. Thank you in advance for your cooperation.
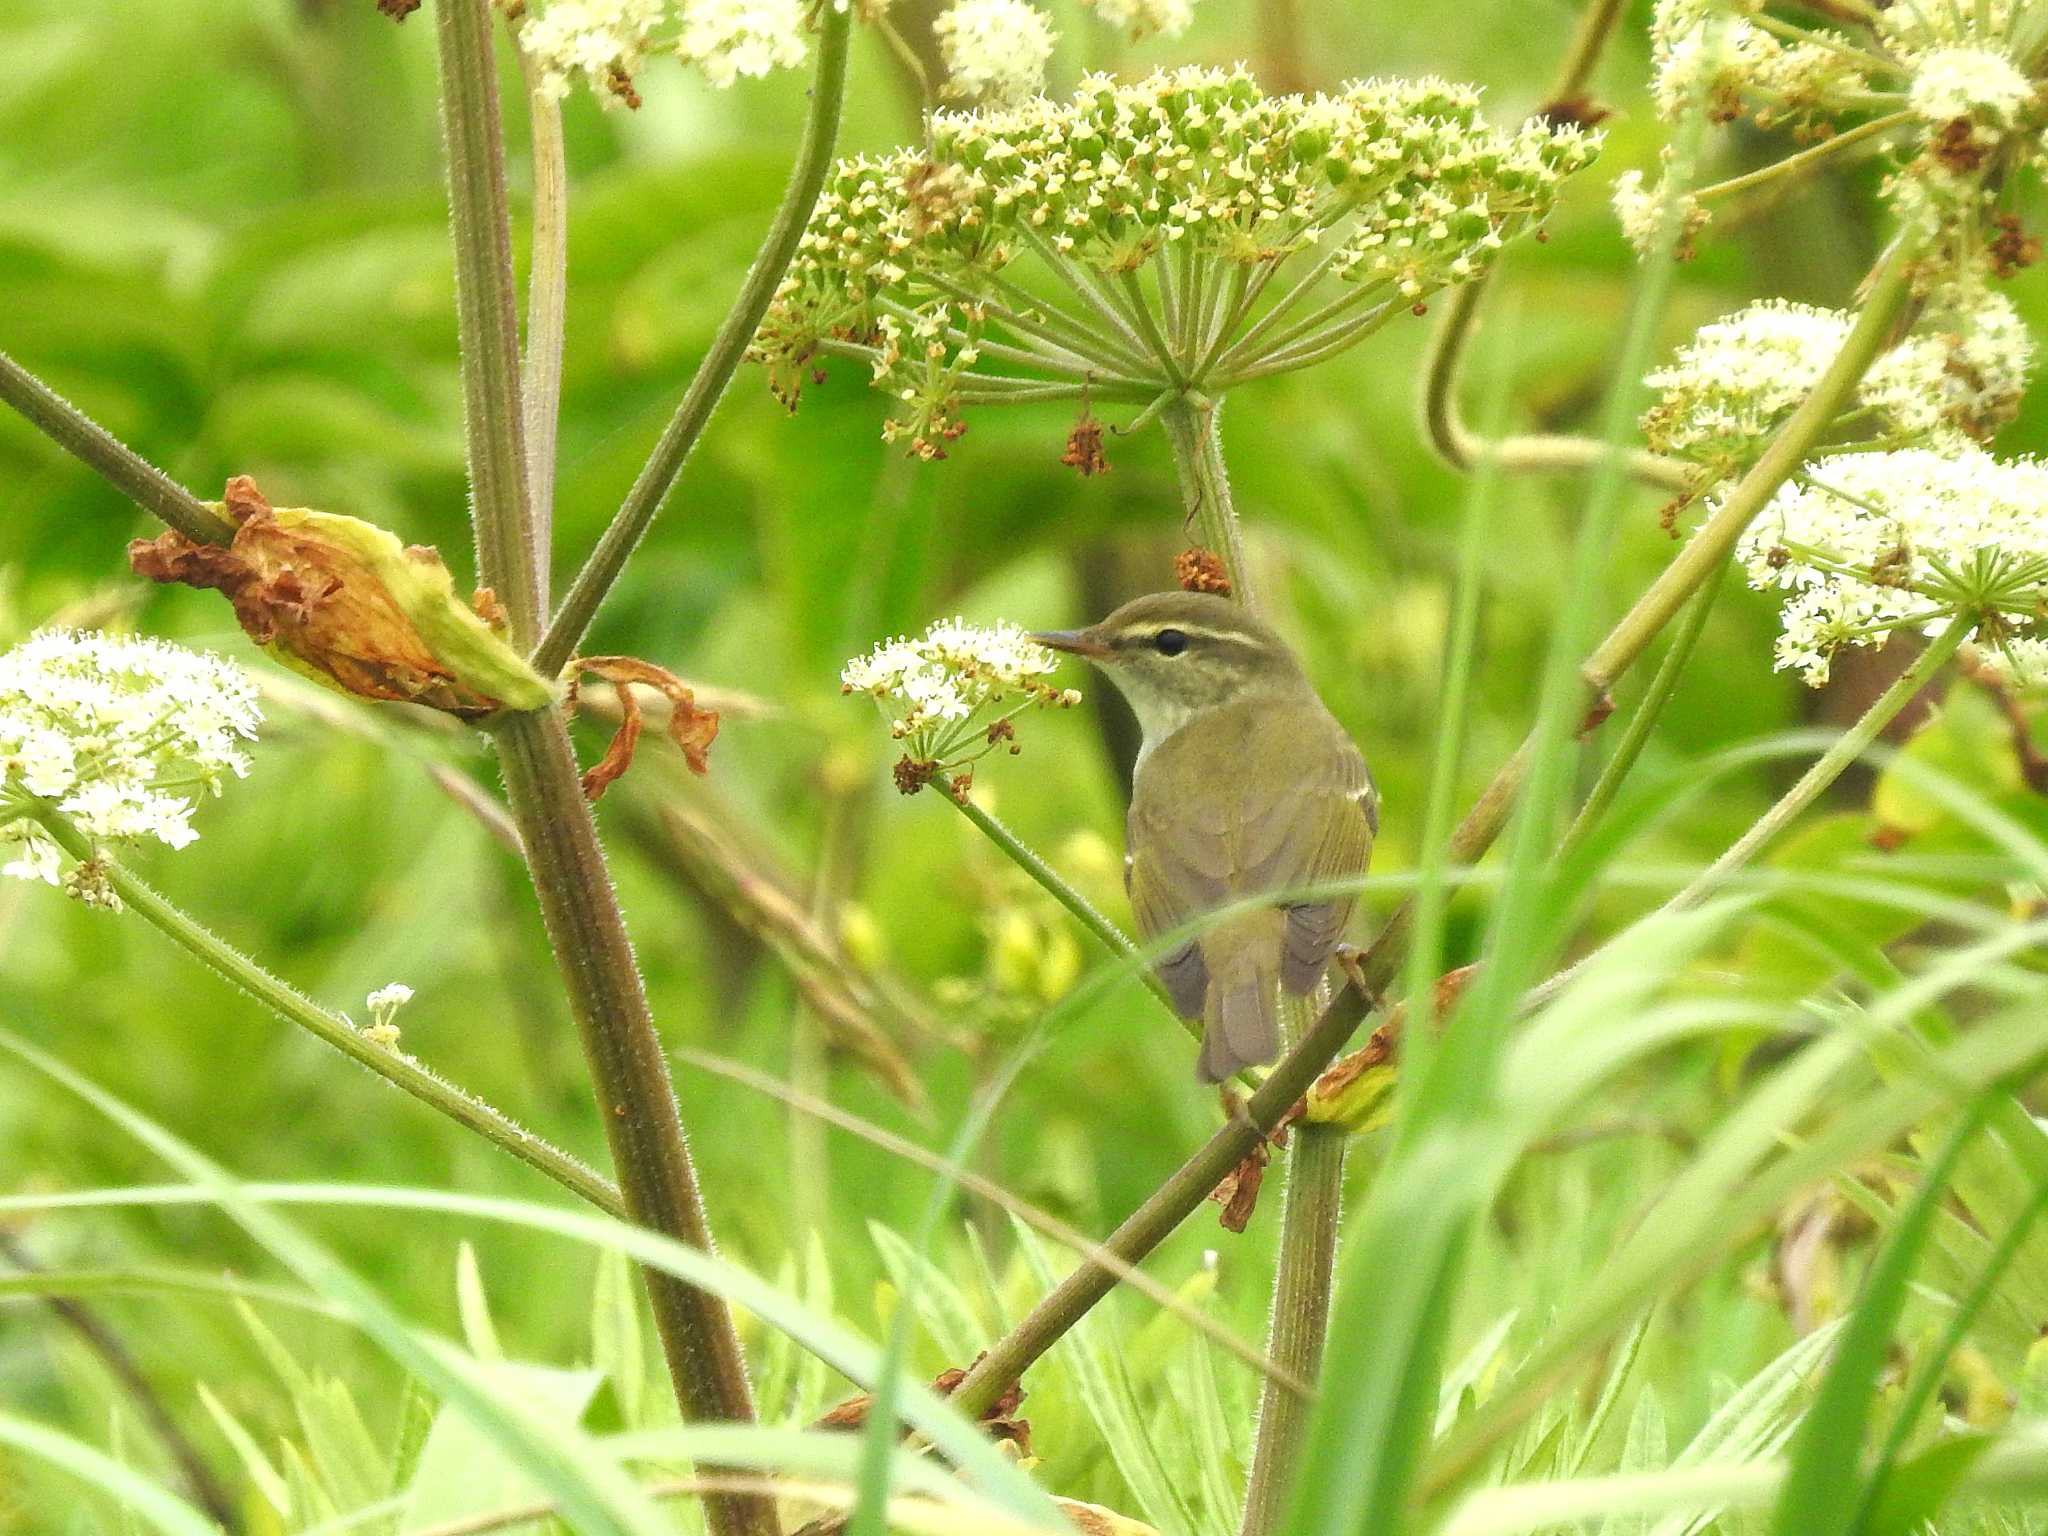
[1032,591,1309,749]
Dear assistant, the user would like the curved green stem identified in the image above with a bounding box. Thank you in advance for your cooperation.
[32,812,621,1217]
[534,1,853,677]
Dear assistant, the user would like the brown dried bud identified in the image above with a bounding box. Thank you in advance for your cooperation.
[375,0,421,17]
[129,477,556,720]
[1210,1135,1271,1233]
[1060,415,1111,477]
[1991,214,2041,280]
[892,756,938,796]
[1174,546,1233,597]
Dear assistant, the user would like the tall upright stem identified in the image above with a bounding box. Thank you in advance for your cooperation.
[434,0,541,649]
[1239,992,1345,1536]
[434,8,771,1534]
[1160,395,1254,605]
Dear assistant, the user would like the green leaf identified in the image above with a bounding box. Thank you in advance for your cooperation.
[455,1241,504,1363]
[1772,1101,1992,1535]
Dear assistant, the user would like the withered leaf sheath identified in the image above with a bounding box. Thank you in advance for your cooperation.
[130,477,557,720]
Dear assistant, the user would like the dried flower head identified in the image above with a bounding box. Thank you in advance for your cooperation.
[1634,0,2048,277]
[130,477,557,721]
[0,629,261,901]
[754,65,1597,456]
[513,0,818,103]
[1734,444,2048,684]
[842,618,1079,786]
[936,0,1057,105]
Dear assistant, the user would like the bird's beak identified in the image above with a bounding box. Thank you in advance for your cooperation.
[1029,627,1111,659]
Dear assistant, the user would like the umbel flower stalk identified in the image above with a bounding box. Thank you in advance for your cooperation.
[754,64,1599,469]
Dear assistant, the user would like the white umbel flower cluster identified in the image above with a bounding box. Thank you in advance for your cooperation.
[1642,283,2033,466]
[842,618,1079,791]
[756,66,1597,456]
[935,0,1058,106]
[0,629,261,902]
[1627,0,2048,276]
[1084,0,1193,41]
[1734,446,2048,684]
[514,0,816,103]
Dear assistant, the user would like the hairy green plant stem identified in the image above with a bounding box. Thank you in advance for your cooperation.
[1160,395,1255,604]
[34,813,622,1216]
[434,9,771,1533]
[533,0,852,678]
[435,0,542,650]
[0,351,233,545]
[948,237,1922,1427]
[1239,1092,1345,1536]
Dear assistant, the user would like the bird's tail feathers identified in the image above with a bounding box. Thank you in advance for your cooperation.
[1198,913,1283,1084]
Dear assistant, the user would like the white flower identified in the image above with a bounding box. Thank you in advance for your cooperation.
[368,983,415,1012]
[0,629,261,901]
[935,0,1057,105]
[1644,284,2034,467]
[1083,0,1192,40]
[364,983,414,1047]
[1908,46,2035,128]
[1642,299,1851,461]
[1734,445,2048,684]
[519,0,667,103]
[1862,280,2033,439]
[1611,167,1709,259]
[842,617,1078,787]
[756,67,1598,452]
[679,0,809,88]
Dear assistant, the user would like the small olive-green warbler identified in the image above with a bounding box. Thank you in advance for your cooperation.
[1034,592,1378,1082]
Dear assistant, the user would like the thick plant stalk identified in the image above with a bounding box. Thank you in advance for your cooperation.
[433,8,771,1533]
[1160,395,1255,605]
[36,813,623,1217]
[434,0,542,650]
[0,351,233,545]
[1239,994,1345,1536]
[948,238,1922,1424]
[534,0,853,677]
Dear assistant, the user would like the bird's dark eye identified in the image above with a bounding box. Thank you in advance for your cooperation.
[1153,628,1188,656]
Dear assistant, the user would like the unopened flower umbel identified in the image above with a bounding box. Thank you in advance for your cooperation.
[753,66,1598,457]
[0,629,261,902]
[842,619,1079,792]
[1734,445,2048,684]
